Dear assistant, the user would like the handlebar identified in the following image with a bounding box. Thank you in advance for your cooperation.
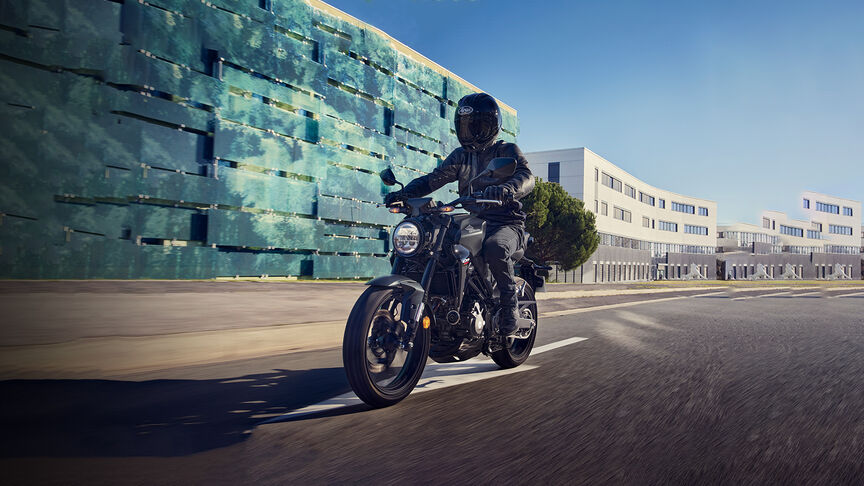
[383,195,503,211]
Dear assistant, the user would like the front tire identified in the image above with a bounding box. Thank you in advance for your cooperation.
[491,278,537,369]
[343,286,430,408]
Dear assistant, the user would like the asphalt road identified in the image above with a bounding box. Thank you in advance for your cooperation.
[3,288,864,485]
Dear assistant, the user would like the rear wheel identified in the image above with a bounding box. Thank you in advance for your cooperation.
[491,278,537,368]
[343,287,430,408]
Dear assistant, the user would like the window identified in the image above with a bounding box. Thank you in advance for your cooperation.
[594,200,598,213]
[779,225,804,237]
[658,199,665,209]
[698,207,709,217]
[625,184,636,199]
[803,198,810,209]
[613,206,631,223]
[595,168,599,182]
[548,162,560,184]
[601,201,608,216]
[815,201,840,214]
[684,224,709,235]
[658,220,678,232]
[807,230,822,239]
[813,222,822,232]
[642,216,650,228]
[671,201,695,214]
[842,206,853,216]
[638,192,655,206]
[762,217,771,229]
[829,224,853,236]
[601,172,622,192]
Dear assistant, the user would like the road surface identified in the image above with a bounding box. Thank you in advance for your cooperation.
[2,287,863,485]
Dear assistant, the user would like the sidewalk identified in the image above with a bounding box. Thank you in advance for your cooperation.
[1,280,860,378]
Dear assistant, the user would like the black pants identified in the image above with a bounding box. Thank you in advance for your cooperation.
[482,224,523,310]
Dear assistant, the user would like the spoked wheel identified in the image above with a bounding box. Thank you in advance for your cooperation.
[343,287,430,408]
[491,278,537,369]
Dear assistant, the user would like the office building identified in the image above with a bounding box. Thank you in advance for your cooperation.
[525,148,718,282]
[718,192,861,280]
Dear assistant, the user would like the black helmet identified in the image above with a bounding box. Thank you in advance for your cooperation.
[455,92,501,152]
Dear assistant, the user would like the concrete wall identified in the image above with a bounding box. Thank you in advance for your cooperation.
[718,253,860,280]
[0,0,517,279]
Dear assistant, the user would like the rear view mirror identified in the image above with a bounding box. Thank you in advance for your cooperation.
[487,157,517,178]
[380,168,398,186]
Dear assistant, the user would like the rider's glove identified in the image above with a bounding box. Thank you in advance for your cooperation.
[384,190,405,205]
[482,184,512,202]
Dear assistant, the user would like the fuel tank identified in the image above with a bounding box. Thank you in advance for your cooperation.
[453,213,486,257]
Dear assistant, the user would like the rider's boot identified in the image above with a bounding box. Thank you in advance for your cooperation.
[498,291,520,336]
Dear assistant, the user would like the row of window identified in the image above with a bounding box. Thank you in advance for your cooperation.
[597,232,716,256]
[803,199,855,216]
[597,170,710,216]
[779,225,804,237]
[718,231,779,245]
[829,224,853,235]
[816,201,838,214]
[613,206,632,223]
[684,224,709,235]
[806,230,822,239]
[601,172,623,192]
[657,221,677,232]
[671,202,694,214]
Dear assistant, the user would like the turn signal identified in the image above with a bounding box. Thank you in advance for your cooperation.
[440,205,455,212]
[422,316,431,329]
[389,207,402,213]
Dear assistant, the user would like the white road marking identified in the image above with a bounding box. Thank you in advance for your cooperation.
[835,291,864,298]
[794,291,822,297]
[261,336,589,423]
[731,291,791,301]
[532,336,589,354]
[540,292,724,318]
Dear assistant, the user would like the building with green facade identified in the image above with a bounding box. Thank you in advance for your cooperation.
[0,0,518,279]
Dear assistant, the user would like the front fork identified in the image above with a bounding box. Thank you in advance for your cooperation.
[400,217,451,349]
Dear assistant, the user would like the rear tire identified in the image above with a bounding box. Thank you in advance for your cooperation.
[343,286,430,408]
[491,278,537,369]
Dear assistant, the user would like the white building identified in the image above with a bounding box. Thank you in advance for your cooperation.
[718,192,861,280]
[525,147,717,282]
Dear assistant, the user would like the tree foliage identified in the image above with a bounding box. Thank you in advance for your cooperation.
[522,179,599,271]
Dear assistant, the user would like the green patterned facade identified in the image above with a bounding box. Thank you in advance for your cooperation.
[0,0,518,279]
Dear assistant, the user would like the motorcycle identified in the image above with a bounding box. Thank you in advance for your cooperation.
[342,157,550,408]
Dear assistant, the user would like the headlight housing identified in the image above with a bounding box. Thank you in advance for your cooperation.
[392,221,422,256]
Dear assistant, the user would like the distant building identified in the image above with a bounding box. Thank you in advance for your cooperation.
[525,148,717,283]
[718,192,861,280]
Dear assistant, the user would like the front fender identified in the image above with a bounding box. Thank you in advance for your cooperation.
[366,275,425,324]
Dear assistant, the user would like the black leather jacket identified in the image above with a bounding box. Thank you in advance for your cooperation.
[400,141,535,226]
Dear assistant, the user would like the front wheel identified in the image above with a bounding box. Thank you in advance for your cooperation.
[491,278,537,369]
[343,286,430,408]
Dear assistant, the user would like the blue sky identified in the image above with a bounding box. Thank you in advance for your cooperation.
[324,0,864,225]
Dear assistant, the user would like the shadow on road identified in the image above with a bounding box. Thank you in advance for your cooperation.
[0,366,350,458]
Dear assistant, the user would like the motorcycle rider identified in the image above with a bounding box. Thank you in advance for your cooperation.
[384,92,534,336]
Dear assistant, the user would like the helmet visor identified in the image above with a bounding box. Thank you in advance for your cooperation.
[456,112,500,149]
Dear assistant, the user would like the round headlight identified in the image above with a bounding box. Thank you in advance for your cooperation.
[392,222,422,256]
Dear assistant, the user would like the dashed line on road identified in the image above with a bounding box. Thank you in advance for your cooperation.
[834,291,864,298]
[260,336,589,424]
[540,291,726,318]
[731,291,791,301]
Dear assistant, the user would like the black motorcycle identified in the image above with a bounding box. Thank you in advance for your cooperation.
[342,157,550,408]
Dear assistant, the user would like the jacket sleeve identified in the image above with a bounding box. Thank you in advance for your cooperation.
[499,143,535,200]
[400,150,462,198]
